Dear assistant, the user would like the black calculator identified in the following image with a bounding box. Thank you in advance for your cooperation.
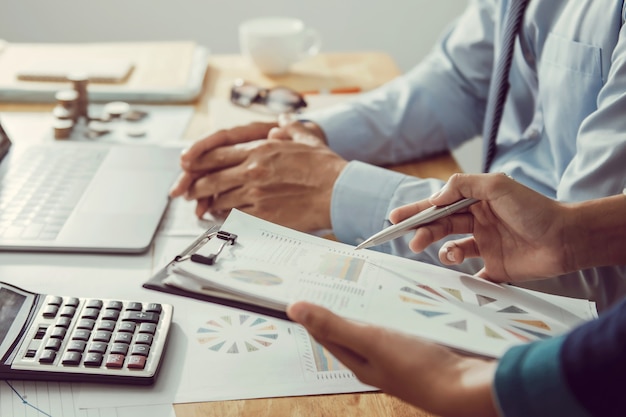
[0,281,173,385]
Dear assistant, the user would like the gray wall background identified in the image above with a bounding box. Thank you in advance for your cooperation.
[1,0,480,172]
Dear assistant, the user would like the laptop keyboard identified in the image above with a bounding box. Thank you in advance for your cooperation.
[0,146,108,240]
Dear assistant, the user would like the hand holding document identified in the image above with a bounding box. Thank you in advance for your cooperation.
[145,209,597,359]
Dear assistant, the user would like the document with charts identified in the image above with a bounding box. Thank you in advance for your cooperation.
[153,209,597,359]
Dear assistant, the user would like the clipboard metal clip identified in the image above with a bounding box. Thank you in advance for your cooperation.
[190,231,237,266]
[173,227,237,266]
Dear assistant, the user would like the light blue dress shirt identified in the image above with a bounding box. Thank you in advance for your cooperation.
[305,0,626,310]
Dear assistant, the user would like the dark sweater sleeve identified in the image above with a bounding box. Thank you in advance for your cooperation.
[561,298,626,417]
[493,299,626,417]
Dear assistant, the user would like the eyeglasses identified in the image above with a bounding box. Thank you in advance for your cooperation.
[230,79,308,114]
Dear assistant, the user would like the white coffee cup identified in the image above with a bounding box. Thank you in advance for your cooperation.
[239,17,321,75]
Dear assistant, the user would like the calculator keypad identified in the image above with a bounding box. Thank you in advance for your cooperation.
[12,294,173,383]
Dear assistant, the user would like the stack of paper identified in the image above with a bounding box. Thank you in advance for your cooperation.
[145,209,598,359]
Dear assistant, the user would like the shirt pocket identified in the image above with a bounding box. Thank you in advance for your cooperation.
[538,33,603,162]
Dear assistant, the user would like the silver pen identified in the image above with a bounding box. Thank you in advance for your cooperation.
[355,198,480,250]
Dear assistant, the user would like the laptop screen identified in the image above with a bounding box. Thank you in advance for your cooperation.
[0,122,11,162]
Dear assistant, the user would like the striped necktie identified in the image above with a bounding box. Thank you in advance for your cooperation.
[482,0,530,172]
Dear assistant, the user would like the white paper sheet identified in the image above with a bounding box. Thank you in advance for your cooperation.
[76,235,373,408]
[0,380,175,417]
[167,210,598,358]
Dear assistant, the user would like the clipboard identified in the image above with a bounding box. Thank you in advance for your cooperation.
[142,226,290,321]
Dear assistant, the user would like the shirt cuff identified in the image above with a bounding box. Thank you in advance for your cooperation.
[303,101,375,161]
[330,161,407,246]
[494,336,592,417]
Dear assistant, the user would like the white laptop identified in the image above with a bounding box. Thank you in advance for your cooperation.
[0,120,181,253]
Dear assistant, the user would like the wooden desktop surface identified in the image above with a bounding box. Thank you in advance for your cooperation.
[174,53,460,417]
[0,51,460,417]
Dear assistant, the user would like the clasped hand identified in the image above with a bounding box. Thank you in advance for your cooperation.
[169,116,348,232]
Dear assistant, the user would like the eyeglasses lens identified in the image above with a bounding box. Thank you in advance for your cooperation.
[231,80,306,113]
[265,88,305,113]
[231,83,261,107]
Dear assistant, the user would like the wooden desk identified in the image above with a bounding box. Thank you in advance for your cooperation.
[0,50,459,417]
[174,53,460,417]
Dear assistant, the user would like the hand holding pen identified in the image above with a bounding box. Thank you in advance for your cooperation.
[355,198,479,250]
[370,173,572,283]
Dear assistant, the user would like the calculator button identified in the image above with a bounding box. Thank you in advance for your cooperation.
[107,301,123,310]
[134,334,153,345]
[117,322,137,333]
[105,354,125,368]
[71,330,91,341]
[87,342,108,354]
[93,331,112,343]
[59,306,76,318]
[102,309,120,321]
[48,296,63,306]
[97,320,116,332]
[114,333,133,344]
[130,345,150,356]
[35,325,48,339]
[61,351,82,365]
[65,297,80,307]
[127,355,147,370]
[138,323,156,335]
[50,327,67,339]
[42,305,59,318]
[125,302,143,311]
[55,317,72,328]
[39,350,57,364]
[45,339,62,351]
[77,319,95,330]
[81,308,100,320]
[121,311,159,324]
[83,353,104,367]
[86,299,103,309]
[25,349,37,358]
[66,341,87,352]
[145,303,162,314]
[110,343,129,355]
[27,339,42,352]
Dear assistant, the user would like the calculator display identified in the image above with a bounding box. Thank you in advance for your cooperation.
[0,287,29,356]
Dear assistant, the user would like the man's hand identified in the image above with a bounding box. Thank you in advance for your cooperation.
[169,118,347,232]
[287,301,498,417]
[389,173,570,282]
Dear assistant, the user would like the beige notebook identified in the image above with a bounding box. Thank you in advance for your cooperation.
[0,41,209,103]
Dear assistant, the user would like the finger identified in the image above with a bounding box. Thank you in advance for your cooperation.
[185,142,251,173]
[279,121,324,147]
[310,338,370,374]
[210,182,312,213]
[180,122,277,168]
[186,166,247,200]
[389,200,434,224]
[408,214,474,253]
[195,198,211,219]
[169,171,206,197]
[429,172,516,206]
[286,302,372,375]
[437,237,481,265]
[267,126,292,140]
[474,266,491,280]
[287,302,377,360]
